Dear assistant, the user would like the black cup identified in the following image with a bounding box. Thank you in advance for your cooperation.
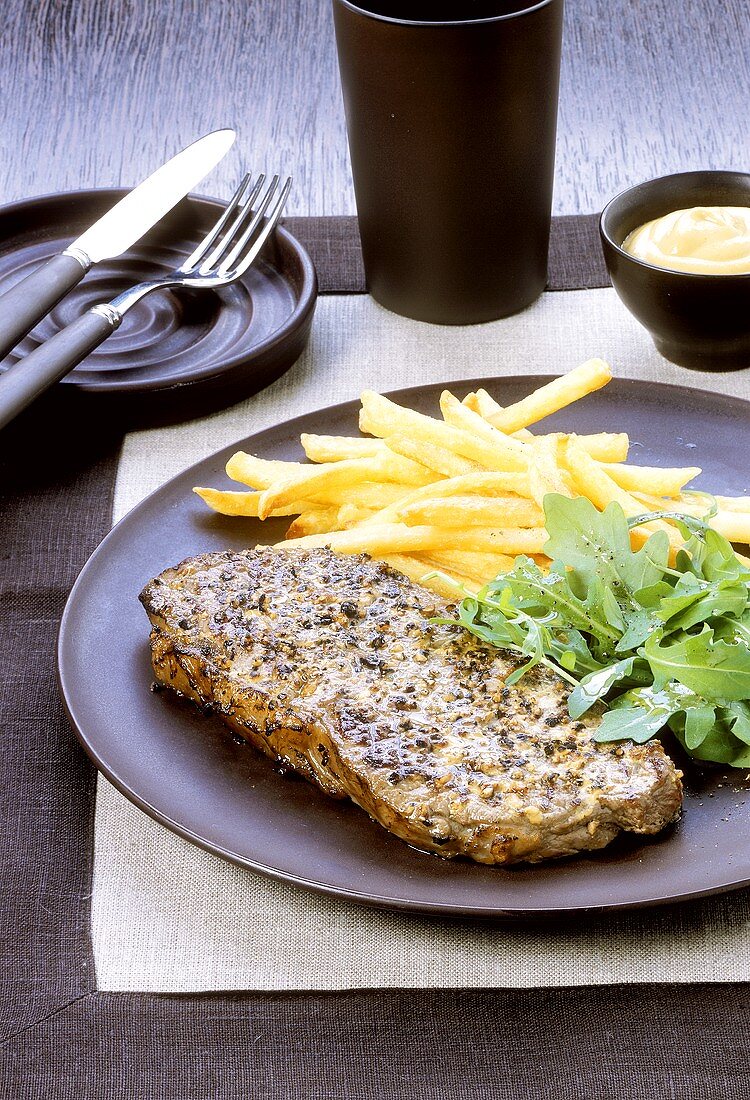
[600,171,750,371]
[332,0,563,325]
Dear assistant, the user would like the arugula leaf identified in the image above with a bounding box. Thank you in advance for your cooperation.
[664,585,748,632]
[643,629,750,702]
[713,611,750,648]
[593,699,675,744]
[485,556,619,648]
[700,529,750,584]
[725,701,750,747]
[568,657,636,719]
[631,509,750,584]
[670,709,750,767]
[616,607,661,652]
[594,681,703,744]
[547,627,603,678]
[544,495,669,599]
[455,588,577,688]
[636,581,676,609]
[653,571,749,634]
[683,703,717,750]
[601,586,626,632]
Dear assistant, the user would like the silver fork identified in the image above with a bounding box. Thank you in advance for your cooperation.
[0,173,292,430]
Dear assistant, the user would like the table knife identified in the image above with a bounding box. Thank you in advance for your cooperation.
[0,128,236,362]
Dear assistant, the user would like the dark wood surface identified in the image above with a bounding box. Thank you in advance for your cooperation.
[0,0,747,217]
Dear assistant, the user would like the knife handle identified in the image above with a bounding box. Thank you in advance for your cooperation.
[0,305,120,431]
[0,250,90,362]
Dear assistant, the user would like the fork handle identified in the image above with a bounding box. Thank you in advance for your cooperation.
[0,251,91,362]
[0,305,120,431]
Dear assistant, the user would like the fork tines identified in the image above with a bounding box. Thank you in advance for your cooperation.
[183,173,292,279]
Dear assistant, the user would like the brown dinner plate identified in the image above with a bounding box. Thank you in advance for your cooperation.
[58,376,750,917]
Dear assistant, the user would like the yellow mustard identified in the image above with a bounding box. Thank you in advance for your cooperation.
[622,206,750,274]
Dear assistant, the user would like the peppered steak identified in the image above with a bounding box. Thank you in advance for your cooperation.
[140,547,682,864]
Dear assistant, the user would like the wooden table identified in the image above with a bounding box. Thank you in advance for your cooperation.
[1,0,747,215]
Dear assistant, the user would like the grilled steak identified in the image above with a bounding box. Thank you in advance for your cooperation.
[140,547,682,864]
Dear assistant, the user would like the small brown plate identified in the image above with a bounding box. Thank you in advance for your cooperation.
[0,189,317,419]
[58,377,750,917]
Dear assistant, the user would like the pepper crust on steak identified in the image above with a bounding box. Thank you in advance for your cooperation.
[140,546,683,864]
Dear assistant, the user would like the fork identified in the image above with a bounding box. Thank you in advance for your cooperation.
[0,173,292,430]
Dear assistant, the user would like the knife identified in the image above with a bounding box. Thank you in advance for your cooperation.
[0,128,236,362]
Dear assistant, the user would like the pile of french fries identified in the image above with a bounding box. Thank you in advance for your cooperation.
[194,359,750,598]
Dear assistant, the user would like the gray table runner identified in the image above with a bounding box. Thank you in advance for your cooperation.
[284,213,609,294]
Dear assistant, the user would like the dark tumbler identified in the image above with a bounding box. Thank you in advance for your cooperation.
[332,0,563,325]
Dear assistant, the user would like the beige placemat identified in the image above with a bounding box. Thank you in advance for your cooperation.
[94,288,750,992]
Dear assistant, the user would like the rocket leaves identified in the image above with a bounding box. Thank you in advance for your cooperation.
[455,494,750,766]
[643,629,750,701]
[544,493,671,596]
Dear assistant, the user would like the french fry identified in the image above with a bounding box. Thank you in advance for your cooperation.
[333,482,411,509]
[258,452,435,519]
[473,391,626,459]
[194,482,408,517]
[194,487,309,518]
[194,487,263,516]
[357,471,532,528]
[360,390,528,472]
[226,452,307,488]
[563,440,654,516]
[286,503,376,538]
[530,554,551,570]
[259,458,385,518]
[384,434,478,478]
[300,434,386,462]
[395,470,531,499]
[363,451,437,487]
[280,523,547,556]
[421,549,516,580]
[379,554,479,598]
[628,497,750,556]
[474,389,534,439]
[527,435,575,509]
[570,432,628,462]
[439,390,530,463]
[481,359,612,433]
[631,492,673,512]
[696,514,750,544]
[524,431,630,461]
[665,505,750,545]
[646,495,750,545]
[397,494,544,529]
[603,462,701,497]
[285,508,340,538]
[474,389,503,418]
[336,503,375,528]
[199,373,734,587]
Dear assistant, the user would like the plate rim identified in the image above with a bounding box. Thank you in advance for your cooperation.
[58,373,750,917]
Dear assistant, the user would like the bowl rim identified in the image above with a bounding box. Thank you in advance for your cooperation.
[599,170,750,282]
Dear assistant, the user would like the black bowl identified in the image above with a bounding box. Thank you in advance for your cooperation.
[600,171,750,371]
